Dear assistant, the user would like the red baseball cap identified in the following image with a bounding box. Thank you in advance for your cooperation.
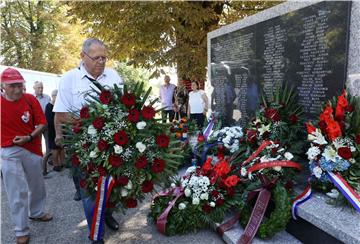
[1,67,25,84]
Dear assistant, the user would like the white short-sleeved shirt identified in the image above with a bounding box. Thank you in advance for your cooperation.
[189,90,206,114]
[53,63,123,114]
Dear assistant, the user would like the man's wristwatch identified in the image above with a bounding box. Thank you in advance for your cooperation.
[28,134,33,142]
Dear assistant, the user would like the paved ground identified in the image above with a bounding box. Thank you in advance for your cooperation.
[1,167,224,244]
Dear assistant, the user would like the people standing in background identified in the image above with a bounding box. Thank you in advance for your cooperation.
[174,78,189,120]
[45,89,65,172]
[53,38,123,244]
[1,68,52,244]
[188,81,209,128]
[159,75,176,123]
[33,81,51,158]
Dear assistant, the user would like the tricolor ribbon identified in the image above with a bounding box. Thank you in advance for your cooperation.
[89,176,116,241]
[156,187,184,234]
[203,113,215,141]
[327,172,360,213]
[291,185,312,220]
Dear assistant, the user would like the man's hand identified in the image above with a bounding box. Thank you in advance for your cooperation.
[13,136,30,146]
[55,135,64,148]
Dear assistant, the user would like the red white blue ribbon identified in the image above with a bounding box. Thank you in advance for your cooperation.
[89,176,116,241]
[327,172,360,213]
[203,114,215,141]
[292,185,312,220]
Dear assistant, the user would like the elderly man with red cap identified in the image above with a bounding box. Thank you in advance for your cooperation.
[1,67,52,244]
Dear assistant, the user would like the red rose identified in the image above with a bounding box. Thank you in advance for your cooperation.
[79,179,87,188]
[72,125,81,134]
[128,109,140,123]
[141,106,156,120]
[224,175,240,188]
[120,93,136,107]
[141,180,154,193]
[151,158,165,173]
[265,108,280,122]
[197,134,205,142]
[246,129,257,144]
[356,134,360,144]
[99,90,113,104]
[108,155,124,168]
[97,139,109,152]
[216,198,225,206]
[211,190,219,198]
[156,134,170,148]
[135,156,148,169]
[92,117,105,130]
[80,107,90,119]
[98,166,107,176]
[114,130,128,146]
[289,114,298,124]
[202,204,212,213]
[125,198,137,208]
[71,154,80,166]
[116,176,129,186]
[338,147,352,160]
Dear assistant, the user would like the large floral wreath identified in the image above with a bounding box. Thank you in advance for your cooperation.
[65,82,185,210]
[305,90,360,208]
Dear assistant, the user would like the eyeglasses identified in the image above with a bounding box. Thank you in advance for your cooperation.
[83,52,107,62]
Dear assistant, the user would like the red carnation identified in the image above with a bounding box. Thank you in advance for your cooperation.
[98,166,107,176]
[141,106,156,120]
[128,109,140,123]
[216,198,225,206]
[135,156,148,169]
[116,176,129,186]
[125,198,137,208]
[120,93,136,107]
[356,134,360,144]
[92,117,105,130]
[72,125,81,134]
[71,154,80,166]
[265,108,280,122]
[80,107,90,119]
[79,179,87,188]
[156,134,170,148]
[114,130,128,146]
[99,90,113,104]
[108,155,124,168]
[338,147,352,160]
[211,190,220,198]
[289,114,298,124]
[141,180,154,193]
[202,204,212,213]
[224,175,240,188]
[151,158,165,173]
[97,139,109,152]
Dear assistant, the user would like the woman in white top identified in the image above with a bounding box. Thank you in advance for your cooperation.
[188,81,209,128]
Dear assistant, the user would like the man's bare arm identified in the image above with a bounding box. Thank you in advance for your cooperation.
[54,112,79,146]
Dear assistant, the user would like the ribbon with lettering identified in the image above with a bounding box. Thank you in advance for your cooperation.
[89,176,116,241]
[156,187,184,234]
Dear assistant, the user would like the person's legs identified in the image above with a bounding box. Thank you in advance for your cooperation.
[43,128,50,157]
[21,149,47,219]
[168,110,175,122]
[0,147,30,237]
[59,149,65,167]
[161,110,167,123]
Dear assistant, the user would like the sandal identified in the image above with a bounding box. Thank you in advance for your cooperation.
[16,235,30,244]
[29,213,53,222]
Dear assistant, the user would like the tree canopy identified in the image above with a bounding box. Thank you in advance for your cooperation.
[68,1,280,81]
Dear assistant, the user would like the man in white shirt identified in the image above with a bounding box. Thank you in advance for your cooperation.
[53,38,123,244]
[159,75,176,122]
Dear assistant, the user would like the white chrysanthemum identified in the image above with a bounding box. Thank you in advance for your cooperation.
[178,203,186,210]
[284,152,294,160]
[136,142,146,153]
[185,166,196,176]
[125,180,132,190]
[308,129,327,145]
[89,151,97,158]
[273,166,282,171]
[200,193,209,200]
[241,168,247,177]
[313,166,323,179]
[121,188,128,197]
[87,125,97,135]
[136,121,146,130]
[184,188,191,197]
[323,146,337,162]
[192,198,200,205]
[210,202,216,207]
[114,145,123,154]
[306,146,321,160]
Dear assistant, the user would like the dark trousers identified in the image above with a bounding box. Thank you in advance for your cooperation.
[161,110,175,123]
[190,113,205,129]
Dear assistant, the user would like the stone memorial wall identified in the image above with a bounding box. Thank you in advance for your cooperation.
[207,1,358,126]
